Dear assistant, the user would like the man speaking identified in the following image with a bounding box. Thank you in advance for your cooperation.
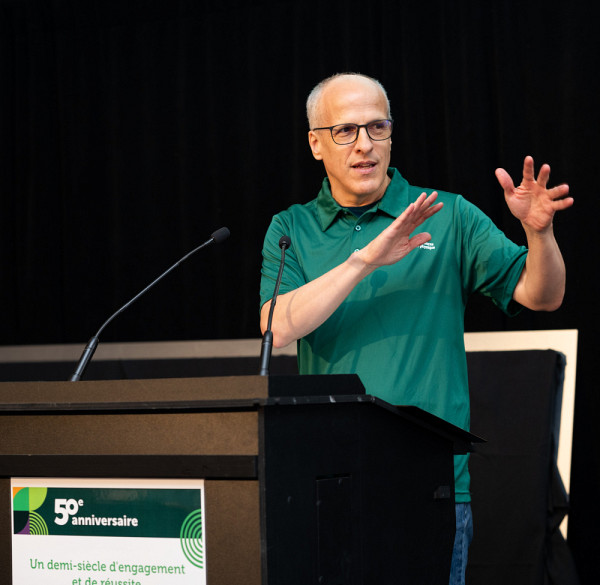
[259,72,572,585]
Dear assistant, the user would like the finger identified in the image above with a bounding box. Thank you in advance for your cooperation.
[408,202,444,231]
[522,155,535,182]
[395,192,441,228]
[413,191,438,214]
[396,193,427,222]
[398,202,416,221]
[423,190,439,207]
[407,232,432,251]
[536,163,551,189]
[495,168,515,192]
[387,204,416,237]
[551,197,574,211]
[411,192,428,209]
[415,200,443,219]
[549,183,570,200]
[424,201,444,218]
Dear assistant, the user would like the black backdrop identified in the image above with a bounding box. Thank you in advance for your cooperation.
[1,1,598,582]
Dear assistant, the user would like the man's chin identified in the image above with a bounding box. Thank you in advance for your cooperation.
[352,175,389,199]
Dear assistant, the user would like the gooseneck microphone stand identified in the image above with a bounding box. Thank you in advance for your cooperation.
[259,235,291,376]
[69,227,230,381]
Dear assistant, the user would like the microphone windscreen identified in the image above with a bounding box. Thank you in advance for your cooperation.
[279,235,291,249]
[211,227,231,243]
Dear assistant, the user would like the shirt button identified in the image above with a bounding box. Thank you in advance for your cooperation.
[353,249,360,253]
[355,225,362,231]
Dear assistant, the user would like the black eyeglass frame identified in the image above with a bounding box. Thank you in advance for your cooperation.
[311,119,393,145]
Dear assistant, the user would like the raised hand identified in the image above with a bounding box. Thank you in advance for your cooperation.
[495,156,573,233]
[358,191,443,267]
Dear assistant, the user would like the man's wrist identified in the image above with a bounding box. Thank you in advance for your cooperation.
[521,221,555,241]
[346,249,378,277]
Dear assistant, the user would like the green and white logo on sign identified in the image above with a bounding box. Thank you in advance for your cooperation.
[180,509,204,568]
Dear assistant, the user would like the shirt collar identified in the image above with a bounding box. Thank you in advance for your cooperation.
[315,168,411,231]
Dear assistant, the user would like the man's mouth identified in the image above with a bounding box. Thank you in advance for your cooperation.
[352,161,376,169]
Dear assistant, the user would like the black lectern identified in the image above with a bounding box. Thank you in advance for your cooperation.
[0,375,478,584]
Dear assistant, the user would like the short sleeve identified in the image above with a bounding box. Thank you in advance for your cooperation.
[458,196,528,314]
[259,212,308,310]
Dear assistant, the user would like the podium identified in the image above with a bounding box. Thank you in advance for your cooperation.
[0,375,478,584]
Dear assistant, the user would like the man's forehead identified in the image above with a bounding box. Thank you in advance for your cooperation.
[320,79,388,118]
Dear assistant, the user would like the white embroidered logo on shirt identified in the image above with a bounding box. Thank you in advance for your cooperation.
[419,242,436,251]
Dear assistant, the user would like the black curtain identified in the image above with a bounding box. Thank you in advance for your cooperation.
[1,1,598,583]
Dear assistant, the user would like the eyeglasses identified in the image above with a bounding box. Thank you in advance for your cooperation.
[311,119,393,145]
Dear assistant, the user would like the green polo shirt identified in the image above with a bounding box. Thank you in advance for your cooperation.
[260,168,528,502]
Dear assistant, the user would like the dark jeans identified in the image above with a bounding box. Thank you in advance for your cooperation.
[449,503,473,585]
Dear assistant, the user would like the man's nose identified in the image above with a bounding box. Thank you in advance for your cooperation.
[354,126,373,150]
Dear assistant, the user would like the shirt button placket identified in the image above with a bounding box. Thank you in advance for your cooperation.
[353,222,363,253]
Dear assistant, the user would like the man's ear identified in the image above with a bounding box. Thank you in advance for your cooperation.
[308,131,323,161]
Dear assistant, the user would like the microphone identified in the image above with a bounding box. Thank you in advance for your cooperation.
[69,227,230,381]
[259,235,291,376]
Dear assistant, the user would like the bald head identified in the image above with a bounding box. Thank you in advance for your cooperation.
[306,73,391,129]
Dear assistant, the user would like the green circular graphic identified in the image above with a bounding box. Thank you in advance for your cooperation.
[28,511,49,535]
[180,509,204,568]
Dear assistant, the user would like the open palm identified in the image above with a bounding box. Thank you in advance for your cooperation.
[495,156,572,232]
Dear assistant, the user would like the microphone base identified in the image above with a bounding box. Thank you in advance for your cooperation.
[259,331,273,376]
[70,337,99,382]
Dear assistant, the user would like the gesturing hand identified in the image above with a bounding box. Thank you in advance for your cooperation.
[358,191,443,267]
[495,156,573,233]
